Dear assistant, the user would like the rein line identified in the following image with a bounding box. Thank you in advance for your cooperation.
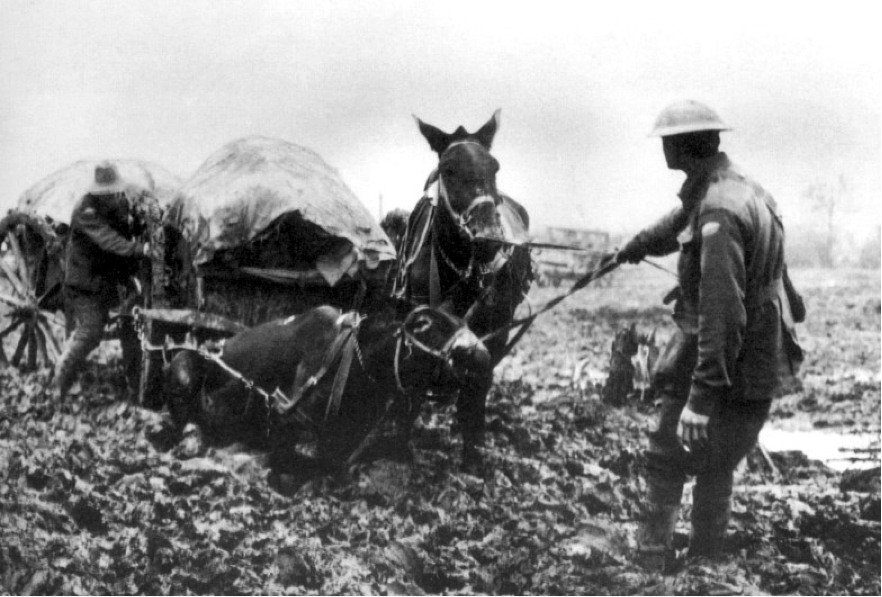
[479,259,620,365]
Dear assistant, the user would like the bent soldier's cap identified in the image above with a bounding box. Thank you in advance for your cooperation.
[89,162,127,195]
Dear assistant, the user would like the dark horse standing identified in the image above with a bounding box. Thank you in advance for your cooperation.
[392,110,533,470]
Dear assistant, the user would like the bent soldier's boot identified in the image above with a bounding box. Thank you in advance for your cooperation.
[52,292,106,399]
[52,349,79,400]
[688,496,731,558]
[635,502,680,572]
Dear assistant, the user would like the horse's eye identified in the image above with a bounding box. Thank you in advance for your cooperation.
[412,315,433,333]
[442,166,456,179]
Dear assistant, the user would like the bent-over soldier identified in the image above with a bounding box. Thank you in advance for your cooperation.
[614,100,803,569]
[53,162,148,398]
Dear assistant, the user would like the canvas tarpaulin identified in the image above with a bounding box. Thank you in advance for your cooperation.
[17,159,181,224]
[166,136,395,287]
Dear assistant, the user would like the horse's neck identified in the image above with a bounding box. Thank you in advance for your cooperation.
[355,319,399,382]
[431,206,471,263]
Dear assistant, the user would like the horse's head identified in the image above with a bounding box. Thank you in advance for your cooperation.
[396,305,491,389]
[415,110,507,262]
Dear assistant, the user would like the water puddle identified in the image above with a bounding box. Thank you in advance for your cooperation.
[760,427,881,471]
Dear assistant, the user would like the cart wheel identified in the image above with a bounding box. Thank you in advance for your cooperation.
[0,214,66,370]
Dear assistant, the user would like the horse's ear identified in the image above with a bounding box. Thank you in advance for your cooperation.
[414,115,452,155]
[474,109,501,149]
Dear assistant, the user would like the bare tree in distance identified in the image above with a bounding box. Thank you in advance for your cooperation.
[802,174,849,268]
[858,225,881,269]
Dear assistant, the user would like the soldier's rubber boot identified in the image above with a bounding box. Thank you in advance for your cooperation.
[688,496,731,559]
[635,502,680,573]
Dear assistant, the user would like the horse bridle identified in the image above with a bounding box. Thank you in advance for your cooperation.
[432,140,513,289]
[437,174,498,243]
[393,305,479,392]
[436,139,500,242]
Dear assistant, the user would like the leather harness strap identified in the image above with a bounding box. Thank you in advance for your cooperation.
[393,182,437,301]
[324,328,357,420]
[429,239,442,308]
[279,313,361,423]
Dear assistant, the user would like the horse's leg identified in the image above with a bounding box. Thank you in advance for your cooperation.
[318,383,385,470]
[267,419,300,474]
[388,393,421,462]
[456,324,509,472]
[166,350,207,433]
[456,375,492,473]
[198,378,258,446]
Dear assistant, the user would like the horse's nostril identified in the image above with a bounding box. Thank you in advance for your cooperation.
[450,343,491,376]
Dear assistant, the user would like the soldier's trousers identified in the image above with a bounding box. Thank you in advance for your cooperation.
[54,289,111,397]
[646,394,770,507]
[644,328,771,554]
[646,395,771,555]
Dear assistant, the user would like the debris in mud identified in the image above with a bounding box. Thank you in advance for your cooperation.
[602,323,658,406]
[1,267,879,595]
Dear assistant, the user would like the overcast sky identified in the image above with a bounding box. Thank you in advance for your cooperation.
[1,0,879,243]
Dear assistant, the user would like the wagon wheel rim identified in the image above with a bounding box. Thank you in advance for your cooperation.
[0,217,64,370]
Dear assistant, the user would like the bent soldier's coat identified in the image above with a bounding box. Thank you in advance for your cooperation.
[65,193,145,295]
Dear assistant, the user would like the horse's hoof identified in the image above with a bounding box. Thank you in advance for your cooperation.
[461,447,485,476]
[172,424,206,459]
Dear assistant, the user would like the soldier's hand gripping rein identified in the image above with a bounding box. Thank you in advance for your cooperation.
[615,236,647,264]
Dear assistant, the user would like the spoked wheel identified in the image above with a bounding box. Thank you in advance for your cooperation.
[0,212,66,370]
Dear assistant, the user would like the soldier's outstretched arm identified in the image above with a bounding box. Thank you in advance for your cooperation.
[617,206,687,263]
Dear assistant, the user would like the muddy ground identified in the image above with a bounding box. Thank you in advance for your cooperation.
[1,265,879,595]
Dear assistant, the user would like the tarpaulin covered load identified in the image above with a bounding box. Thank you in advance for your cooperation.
[17,159,181,223]
[167,136,395,287]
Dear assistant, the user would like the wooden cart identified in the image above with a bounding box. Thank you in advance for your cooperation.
[135,136,396,408]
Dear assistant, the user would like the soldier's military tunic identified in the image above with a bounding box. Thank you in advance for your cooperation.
[632,152,802,552]
[54,192,145,396]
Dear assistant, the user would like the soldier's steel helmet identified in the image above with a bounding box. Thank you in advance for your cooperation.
[649,100,731,137]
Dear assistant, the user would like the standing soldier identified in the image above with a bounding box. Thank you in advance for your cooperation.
[613,101,803,569]
[53,162,149,399]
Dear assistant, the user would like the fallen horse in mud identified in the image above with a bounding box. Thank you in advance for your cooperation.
[164,303,491,471]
